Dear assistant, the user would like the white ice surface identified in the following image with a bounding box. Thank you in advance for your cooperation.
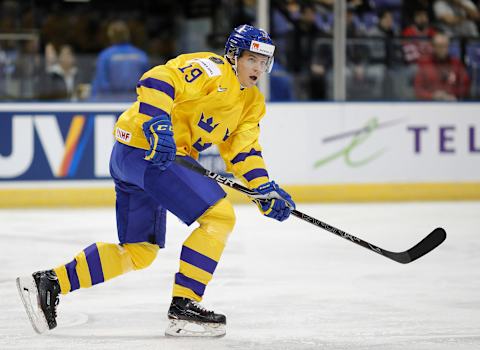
[0,202,479,349]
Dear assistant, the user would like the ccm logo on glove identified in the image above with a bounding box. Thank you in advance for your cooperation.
[156,124,173,132]
[142,115,177,171]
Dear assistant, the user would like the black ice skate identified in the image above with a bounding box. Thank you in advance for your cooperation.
[165,297,226,337]
[16,270,61,334]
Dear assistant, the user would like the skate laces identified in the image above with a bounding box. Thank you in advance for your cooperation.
[191,301,212,314]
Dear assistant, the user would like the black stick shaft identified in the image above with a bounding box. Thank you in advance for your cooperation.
[175,157,446,264]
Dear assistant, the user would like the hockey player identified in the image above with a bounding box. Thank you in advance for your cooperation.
[16,24,295,337]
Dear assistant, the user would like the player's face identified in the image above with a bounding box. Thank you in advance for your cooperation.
[236,51,269,88]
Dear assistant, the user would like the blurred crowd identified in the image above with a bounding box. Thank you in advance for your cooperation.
[1,0,480,102]
[271,0,480,101]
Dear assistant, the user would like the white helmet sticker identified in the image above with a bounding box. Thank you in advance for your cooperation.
[249,40,275,57]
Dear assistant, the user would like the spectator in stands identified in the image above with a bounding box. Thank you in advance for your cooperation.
[39,44,90,101]
[291,4,325,71]
[402,9,437,63]
[316,0,373,16]
[346,6,367,37]
[284,0,302,21]
[368,9,399,38]
[402,0,435,29]
[290,4,327,99]
[372,0,402,9]
[350,9,398,99]
[396,10,437,100]
[347,0,374,15]
[270,61,294,101]
[91,20,149,101]
[367,9,399,64]
[271,0,300,68]
[14,37,43,99]
[414,33,470,100]
[403,9,437,38]
[315,0,333,15]
[0,43,11,99]
[433,0,479,37]
[310,38,333,100]
[338,6,377,99]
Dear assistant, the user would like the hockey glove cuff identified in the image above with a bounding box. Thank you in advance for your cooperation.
[142,115,176,170]
[253,181,296,222]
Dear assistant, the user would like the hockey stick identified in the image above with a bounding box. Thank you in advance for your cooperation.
[175,157,446,264]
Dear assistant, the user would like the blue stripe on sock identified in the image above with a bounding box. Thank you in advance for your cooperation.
[65,259,80,292]
[180,246,217,274]
[83,243,105,285]
[175,273,206,297]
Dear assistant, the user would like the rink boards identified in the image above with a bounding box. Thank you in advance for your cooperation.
[0,102,479,207]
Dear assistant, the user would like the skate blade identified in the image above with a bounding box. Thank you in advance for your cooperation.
[16,276,49,334]
[165,319,226,337]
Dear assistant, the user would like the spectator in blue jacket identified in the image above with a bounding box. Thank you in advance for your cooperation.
[91,20,149,101]
[270,61,294,101]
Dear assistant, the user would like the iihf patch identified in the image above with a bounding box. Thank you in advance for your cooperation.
[115,127,131,143]
[209,56,224,64]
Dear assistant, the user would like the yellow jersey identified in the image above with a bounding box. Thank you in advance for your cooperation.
[114,52,269,189]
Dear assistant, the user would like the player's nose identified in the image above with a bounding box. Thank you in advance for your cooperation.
[253,61,263,73]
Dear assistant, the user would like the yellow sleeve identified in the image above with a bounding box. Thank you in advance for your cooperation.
[218,97,269,189]
[135,53,220,118]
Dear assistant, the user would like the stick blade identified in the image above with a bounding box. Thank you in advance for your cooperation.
[407,227,447,263]
[386,227,447,264]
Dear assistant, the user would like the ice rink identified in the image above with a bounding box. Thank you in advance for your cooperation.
[1,201,479,350]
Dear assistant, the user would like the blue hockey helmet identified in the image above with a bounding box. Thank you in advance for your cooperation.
[225,24,275,73]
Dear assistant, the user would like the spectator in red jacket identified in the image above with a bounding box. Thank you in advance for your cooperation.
[402,10,437,63]
[414,33,470,100]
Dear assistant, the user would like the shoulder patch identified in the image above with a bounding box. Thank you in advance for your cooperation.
[209,56,224,64]
[188,58,222,77]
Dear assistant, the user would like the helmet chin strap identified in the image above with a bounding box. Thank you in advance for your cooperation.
[235,56,247,89]
[225,54,246,89]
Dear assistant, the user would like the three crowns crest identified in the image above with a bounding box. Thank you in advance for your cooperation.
[198,113,219,133]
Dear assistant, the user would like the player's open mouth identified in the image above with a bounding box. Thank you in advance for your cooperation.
[250,76,257,81]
